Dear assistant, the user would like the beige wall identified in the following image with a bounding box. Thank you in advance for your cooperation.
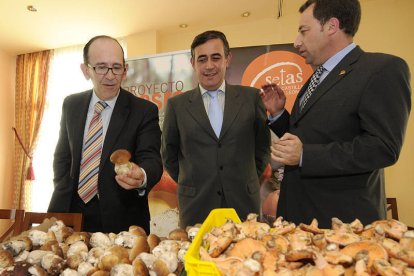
[0,0,411,224]
[0,49,15,208]
[125,0,414,226]
[124,30,158,59]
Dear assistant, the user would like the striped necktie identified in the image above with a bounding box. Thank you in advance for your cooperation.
[207,90,223,138]
[78,101,108,203]
[300,66,325,112]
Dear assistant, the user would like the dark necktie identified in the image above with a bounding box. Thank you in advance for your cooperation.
[300,66,325,111]
[78,101,108,203]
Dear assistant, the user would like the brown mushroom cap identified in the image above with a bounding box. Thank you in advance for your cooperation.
[152,259,170,276]
[372,259,401,276]
[341,241,388,269]
[147,234,161,252]
[325,229,361,247]
[0,249,14,268]
[65,232,90,246]
[168,228,189,241]
[129,225,147,237]
[129,236,150,262]
[299,219,324,235]
[132,258,149,276]
[90,271,110,276]
[110,149,131,165]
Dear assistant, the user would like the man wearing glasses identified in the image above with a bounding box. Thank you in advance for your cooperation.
[48,35,163,233]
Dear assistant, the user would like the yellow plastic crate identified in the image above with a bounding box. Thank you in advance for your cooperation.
[184,208,241,276]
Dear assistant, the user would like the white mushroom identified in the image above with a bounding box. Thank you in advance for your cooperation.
[187,227,200,241]
[67,240,88,256]
[87,247,105,266]
[138,252,156,269]
[14,250,30,262]
[28,230,48,247]
[41,252,66,275]
[90,232,112,249]
[77,261,96,276]
[27,250,49,265]
[60,268,78,276]
[110,263,134,275]
[1,240,27,257]
[114,231,137,248]
[157,251,178,273]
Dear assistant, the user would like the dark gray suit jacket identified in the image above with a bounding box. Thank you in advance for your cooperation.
[48,89,163,233]
[162,84,270,228]
[270,46,411,228]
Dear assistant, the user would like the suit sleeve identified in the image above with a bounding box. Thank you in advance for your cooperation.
[302,57,411,176]
[268,110,290,138]
[49,98,74,212]
[161,99,180,182]
[134,103,163,191]
[254,91,271,177]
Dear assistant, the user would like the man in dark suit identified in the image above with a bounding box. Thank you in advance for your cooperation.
[162,30,270,228]
[48,35,163,233]
[261,0,411,228]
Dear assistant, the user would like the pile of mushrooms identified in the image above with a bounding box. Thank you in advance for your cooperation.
[0,219,193,275]
[199,215,414,275]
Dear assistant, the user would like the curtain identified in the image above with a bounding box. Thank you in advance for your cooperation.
[31,44,91,211]
[14,50,52,210]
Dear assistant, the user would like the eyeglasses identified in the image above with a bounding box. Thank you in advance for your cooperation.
[87,64,125,75]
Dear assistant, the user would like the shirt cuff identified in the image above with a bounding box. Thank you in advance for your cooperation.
[136,167,147,196]
[268,109,286,125]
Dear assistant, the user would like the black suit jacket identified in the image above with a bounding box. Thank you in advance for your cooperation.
[162,84,270,228]
[48,88,163,233]
[270,46,411,228]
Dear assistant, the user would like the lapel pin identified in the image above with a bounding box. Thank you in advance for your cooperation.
[339,70,346,76]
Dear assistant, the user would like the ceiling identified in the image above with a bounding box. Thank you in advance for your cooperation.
[0,0,303,56]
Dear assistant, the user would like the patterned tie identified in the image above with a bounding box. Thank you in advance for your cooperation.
[207,90,223,138]
[78,101,108,203]
[300,66,325,111]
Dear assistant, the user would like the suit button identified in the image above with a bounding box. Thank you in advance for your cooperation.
[219,166,223,170]
[217,191,222,196]
[218,143,222,148]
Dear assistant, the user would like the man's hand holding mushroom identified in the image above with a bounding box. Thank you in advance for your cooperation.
[110,149,146,190]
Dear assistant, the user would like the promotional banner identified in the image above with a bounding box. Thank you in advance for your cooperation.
[122,44,312,235]
[123,51,195,127]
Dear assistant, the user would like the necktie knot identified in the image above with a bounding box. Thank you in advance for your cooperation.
[95,101,108,114]
[207,90,218,99]
[315,65,325,76]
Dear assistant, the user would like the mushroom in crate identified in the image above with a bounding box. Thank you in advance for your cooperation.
[110,149,133,175]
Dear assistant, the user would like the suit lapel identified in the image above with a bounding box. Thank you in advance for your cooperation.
[186,87,218,139]
[292,46,363,123]
[72,91,92,177]
[185,84,243,140]
[220,84,242,139]
[290,79,310,122]
[101,89,130,167]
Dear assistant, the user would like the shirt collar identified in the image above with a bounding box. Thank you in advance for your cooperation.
[322,43,356,73]
[91,89,119,109]
[200,81,226,96]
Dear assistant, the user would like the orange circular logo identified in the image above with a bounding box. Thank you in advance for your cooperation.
[242,50,313,113]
